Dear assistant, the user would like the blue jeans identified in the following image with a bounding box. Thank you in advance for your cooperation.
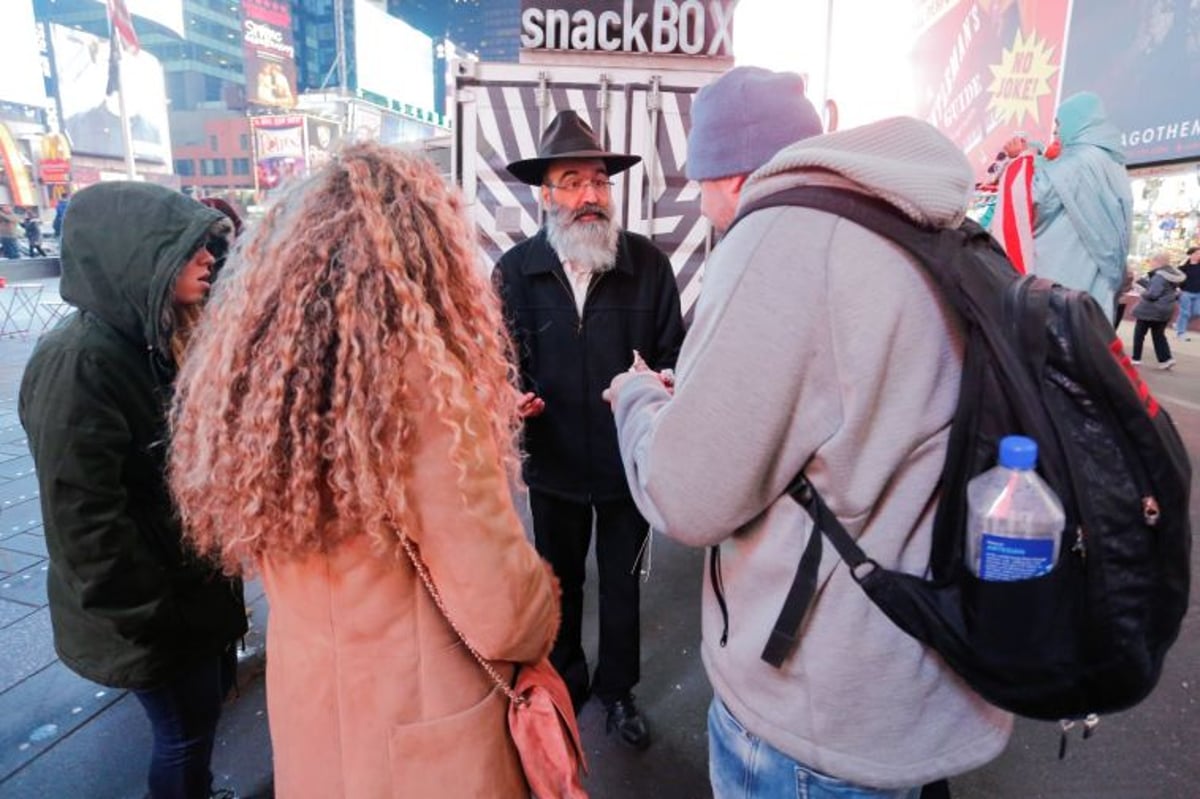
[132,647,236,799]
[1177,291,1199,336]
[708,697,922,799]
[0,237,19,259]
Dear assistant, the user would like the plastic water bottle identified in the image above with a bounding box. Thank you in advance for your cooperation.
[965,435,1065,581]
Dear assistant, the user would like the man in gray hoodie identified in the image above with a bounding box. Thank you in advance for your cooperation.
[605,87,1012,795]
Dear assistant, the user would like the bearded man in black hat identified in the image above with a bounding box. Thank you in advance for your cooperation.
[494,109,684,750]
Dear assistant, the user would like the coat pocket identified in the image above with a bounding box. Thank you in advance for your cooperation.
[387,687,527,799]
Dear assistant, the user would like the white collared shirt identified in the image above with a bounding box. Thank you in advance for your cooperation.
[563,260,593,316]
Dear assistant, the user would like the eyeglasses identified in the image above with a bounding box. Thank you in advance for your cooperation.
[545,178,613,194]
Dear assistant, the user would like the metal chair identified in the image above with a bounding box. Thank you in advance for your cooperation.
[35,297,72,332]
[0,283,45,338]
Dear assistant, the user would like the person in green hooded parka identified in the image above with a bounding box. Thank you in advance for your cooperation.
[19,182,247,799]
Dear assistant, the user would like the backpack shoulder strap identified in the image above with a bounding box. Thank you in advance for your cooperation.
[762,473,876,667]
[730,186,1011,313]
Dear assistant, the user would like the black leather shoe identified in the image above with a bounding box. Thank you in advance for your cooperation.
[605,695,650,750]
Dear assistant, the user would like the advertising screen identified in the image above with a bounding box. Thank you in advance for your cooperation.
[242,0,299,110]
[51,24,172,163]
[354,0,434,113]
[89,0,185,38]
[252,114,305,190]
[910,0,1070,177]
[306,117,340,172]
[0,122,38,206]
[1058,0,1200,166]
[0,1,47,108]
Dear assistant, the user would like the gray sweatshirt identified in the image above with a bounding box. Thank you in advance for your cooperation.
[612,117,1012,788]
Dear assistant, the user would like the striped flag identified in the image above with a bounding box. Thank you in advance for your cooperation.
[991,153,1035,274]
[106,0,140,53]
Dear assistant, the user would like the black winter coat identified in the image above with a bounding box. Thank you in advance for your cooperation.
[495,229,684,502]
[1132,271,1180,323]
[19,183,246,690]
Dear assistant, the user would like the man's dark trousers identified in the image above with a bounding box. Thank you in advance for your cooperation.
[529,489,647,706]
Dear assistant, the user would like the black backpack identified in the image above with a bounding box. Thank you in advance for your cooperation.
[731,186,1192,723]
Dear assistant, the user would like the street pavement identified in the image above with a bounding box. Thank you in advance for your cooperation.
[0,277,1196,798]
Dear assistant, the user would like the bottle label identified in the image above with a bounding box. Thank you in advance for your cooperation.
[979,534,1054,581]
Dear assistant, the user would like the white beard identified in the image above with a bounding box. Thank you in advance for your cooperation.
[545,200,620,273]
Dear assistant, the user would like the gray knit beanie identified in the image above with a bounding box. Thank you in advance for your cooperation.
[686,66,824,181]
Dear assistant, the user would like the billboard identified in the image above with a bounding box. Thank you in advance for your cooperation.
[89,0,185,38]
[251,114,305,190]
[1058,0,1200,166]
[39,132,72,185]
[910,0,1070,177]
[518,0,736,57]
[0,1,47,108]
[306,117,341,172]
[0,123,37,206]
[354,0,434,114]
[50,24,172,163]
[242,0,298,110]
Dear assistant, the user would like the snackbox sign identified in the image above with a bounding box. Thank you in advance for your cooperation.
[520,0,735,57]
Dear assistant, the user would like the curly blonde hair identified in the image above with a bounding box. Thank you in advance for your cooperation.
[169,142,521,574]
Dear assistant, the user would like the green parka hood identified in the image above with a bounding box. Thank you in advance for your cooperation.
[60,182,224,357]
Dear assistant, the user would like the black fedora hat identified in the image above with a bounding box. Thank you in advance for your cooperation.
[506,110,641,185]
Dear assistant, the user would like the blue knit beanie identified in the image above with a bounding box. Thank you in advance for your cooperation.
[686,67,824,181]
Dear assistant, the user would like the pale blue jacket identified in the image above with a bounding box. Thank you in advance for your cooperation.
[1031,92,1133,319]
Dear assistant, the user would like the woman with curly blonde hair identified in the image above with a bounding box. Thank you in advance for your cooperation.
[169,142,559,798]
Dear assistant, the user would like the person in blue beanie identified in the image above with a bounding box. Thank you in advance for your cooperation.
[606,80,1012,797]
[686,66,824,233]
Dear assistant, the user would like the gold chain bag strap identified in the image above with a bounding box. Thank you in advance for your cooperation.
[400,536,589,798]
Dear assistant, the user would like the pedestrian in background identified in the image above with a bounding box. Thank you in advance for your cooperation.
[19,182,246,799]
[169,142,559,798]
[605,86,1012,795]
[1175,246,1199,340]
[22,210,47,257]
[1131,252,1186,369]
[0,204,21,259]
[494,109,685,749]
[52,193,70,239]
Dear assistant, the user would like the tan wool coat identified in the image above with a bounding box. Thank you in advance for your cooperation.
[260,378,559,798]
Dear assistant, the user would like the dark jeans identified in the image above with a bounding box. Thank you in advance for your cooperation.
[1131,319,1171,363]
[529,489,648,705]
[132,647,236,799]
[0,237,19,259]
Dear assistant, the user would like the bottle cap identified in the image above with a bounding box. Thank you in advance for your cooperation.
[998,435,1038,470]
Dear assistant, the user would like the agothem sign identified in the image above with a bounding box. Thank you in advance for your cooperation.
[520,0,735,57]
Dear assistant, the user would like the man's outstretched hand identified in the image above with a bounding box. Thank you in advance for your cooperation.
[517,391,546,418]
